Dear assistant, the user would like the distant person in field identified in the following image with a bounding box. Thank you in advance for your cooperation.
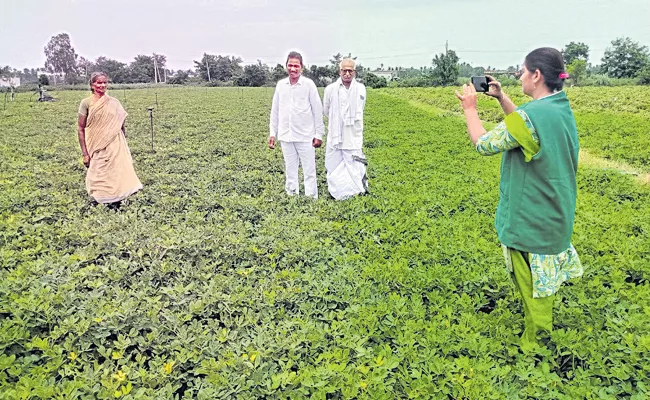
[455,47,583,347]
[77,72,142,208]
[323,58,368,200]
[268,51,324,199]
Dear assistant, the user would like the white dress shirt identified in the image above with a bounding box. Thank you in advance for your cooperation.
[269,75,324,142]
[323,80,366,150]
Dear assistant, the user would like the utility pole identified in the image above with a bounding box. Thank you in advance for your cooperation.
[153,53,159,84]
[204,53,211,82]
[148,107,155,152]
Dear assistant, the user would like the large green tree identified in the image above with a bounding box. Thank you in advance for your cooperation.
[235,60,269,87]
[363,72,387,89]
[194,54,243,82]
[129,55,155,83]
[168,70,190,85]
[601,37,650,78]
[44,33,79,84]
[562,42,590,65]
[127,54,167,83]
[303,65,334,87]
[0,65,12,77]
[431,48,459,86]
[458,62,485,78]
[269,64,286,83]
[93,57,129,83]
[567,59,587,85]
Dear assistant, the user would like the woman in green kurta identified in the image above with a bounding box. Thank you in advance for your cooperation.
[456,47,583,346]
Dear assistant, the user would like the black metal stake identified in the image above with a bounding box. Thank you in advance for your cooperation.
[148,107,154,152]
[155,93,158,107]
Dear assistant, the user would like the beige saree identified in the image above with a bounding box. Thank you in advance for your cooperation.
[84,95,142,203]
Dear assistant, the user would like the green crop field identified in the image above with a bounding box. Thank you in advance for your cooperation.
[1,86,649,399]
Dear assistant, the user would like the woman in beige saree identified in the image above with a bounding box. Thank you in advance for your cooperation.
[77,72,142,206]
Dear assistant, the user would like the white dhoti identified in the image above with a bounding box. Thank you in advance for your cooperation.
[325,147,368,200]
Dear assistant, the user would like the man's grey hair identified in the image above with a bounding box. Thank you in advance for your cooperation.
[338,58,357,70]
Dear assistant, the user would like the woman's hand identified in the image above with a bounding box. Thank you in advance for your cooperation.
[484,75,503,100]
[455,83,478,111]
[455,82,487,145]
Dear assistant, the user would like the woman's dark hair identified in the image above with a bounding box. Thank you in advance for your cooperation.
[524,47,566,92]
[89,71,109,93]
[286,51,303,67]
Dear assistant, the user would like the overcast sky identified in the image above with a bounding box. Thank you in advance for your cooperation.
[3,0,650,71]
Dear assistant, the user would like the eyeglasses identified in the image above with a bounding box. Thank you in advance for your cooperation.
[340,69,355,75]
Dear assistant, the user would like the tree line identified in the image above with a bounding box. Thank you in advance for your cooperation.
[2,33,650,89]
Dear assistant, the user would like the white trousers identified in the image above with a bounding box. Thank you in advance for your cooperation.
[280,141,318,199]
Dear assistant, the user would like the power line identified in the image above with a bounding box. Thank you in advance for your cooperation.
[129,45,615,71]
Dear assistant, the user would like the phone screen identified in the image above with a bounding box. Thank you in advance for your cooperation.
[471,76,491,92]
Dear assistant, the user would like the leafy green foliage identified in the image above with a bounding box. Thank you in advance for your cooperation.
[193,54,243,83]
[93,57,130,84]
[601,37,650,79]
[562,42,590,65]
[234,61,270,87]
[363,73,387,89]
[167,71,190,85]
[127,55,167,84]
[303,65,336,87]
[637,66,650,85]
[431,49,460,86]
[458,62,485,78]
[269,64,287,84]
[567,60,587,86]
[0,87,649,398]
[43,33,79,84]
[38,74,50,86]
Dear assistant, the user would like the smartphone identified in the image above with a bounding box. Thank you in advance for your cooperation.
[471,76,492,93]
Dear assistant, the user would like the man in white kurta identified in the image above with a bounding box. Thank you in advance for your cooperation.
[323,58,368,200]
[269,51,324,199]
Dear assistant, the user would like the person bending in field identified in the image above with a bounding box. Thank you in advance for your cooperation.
[77,72,142,208]
[268,51,324,199]
[456,47,583,347]
[323,58,368,200]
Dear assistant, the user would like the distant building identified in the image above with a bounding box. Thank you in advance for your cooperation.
[373,71,394,81]
[0,76,20,87]
[485,70,519,79]
[42,72,66,84]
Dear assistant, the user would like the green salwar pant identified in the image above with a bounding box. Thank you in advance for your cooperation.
[507,248,555,345]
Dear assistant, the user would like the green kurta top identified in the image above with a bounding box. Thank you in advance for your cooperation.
[476,97,583,298]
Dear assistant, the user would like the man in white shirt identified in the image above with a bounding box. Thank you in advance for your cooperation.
[323,58,368,200]
[268,51,324,199]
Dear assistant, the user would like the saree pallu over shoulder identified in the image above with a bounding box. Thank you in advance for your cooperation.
[85,95,127,157]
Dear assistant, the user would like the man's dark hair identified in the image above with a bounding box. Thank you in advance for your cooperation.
[286,51,303,67]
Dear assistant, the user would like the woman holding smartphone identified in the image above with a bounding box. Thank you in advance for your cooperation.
[455,47,583,347]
